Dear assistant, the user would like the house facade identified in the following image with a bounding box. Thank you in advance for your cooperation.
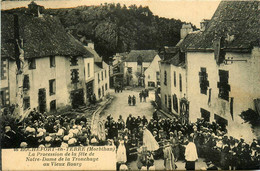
[1,6,92,113]
[159,1,260,140]
[94,61,110,101]
[0,56,10,108]
[185,1,260,140]
[123,50,159,87]
[144,54,161,88]
[110,53,127,88]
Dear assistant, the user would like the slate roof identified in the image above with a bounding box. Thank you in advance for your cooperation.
[187,1,260,51]
[94,64,102,73]
[124,50,158,62]
[1,11,92,59]
[84,46,102,62]
[160,33,198,66]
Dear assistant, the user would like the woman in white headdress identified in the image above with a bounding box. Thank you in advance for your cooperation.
[143,127,159,151]
[116,140,127,164]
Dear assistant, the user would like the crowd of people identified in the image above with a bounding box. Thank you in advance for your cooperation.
[2,107,260,170]
[1,109,99,149]
[104,110,260,170]
[115,84,124,93]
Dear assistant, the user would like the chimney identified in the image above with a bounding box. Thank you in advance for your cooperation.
[180,23,193,39]
[86,40,94,50]
[200,19,210,31]
[28,1,44,17]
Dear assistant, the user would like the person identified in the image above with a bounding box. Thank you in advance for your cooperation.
[153,109,158,121]
[147,151,155,170]
[128,95,132,106]
[145,89,149,97]
[132,95,136,106]
[116,140,127,170]
[143,90,147,102]
[143,126,159,151]
[120,84,123,93]
[170,131,180,162]
[163,141,176,170]
[92,94,96,105]
[139,92,143,102]
[185,136,198,170]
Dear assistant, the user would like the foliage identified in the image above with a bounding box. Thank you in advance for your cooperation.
[0,113,19,134]
[239,109,260,127]
[44,3,196,62]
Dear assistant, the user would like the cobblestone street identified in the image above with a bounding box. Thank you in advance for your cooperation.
[100,89,156,123]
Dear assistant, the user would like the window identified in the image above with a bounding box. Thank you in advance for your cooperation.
[70,56,78,66]
[201,108,210,122]
[87,63,90,77]
[199,67,209,94]
[1,58,7,80]
[71,69,79,83]
[0,91,6,106]
[50,56,55,67]
[98,88,101,98]
[165,95,167,106]
[50,100,56,111]
[214,114,228,131]
[23,75,30,91]
[98,73,100,83]
[105,83,108,90]
[168,95,172,111]
[102,86,104,96]
[102,71,104,81]
[217,70,230,101]
[105,70,107,78]
[127,67,132,74]
[164,71,167,86]
[174,71,176,87]
[172,94,178,113]
[23,97,30,110]
[179,74,182,92]
[148,81,155,87]
[28,58,36,69]
[156,71,160,80]
[148,75,150,79]
[49,79,56,95]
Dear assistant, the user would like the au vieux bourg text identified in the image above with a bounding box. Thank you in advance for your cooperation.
[19,146,116,167]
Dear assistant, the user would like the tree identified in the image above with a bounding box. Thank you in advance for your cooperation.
[239,109,260,127]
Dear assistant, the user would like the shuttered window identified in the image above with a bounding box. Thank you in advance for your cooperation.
[217,70,230,101]
[199,67,209,95]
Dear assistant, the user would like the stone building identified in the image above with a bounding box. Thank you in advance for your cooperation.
[1,5,93,113]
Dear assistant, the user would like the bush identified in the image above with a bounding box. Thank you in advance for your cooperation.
[239,108,260,127]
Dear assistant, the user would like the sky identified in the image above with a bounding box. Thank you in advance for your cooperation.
[1,0,221,27]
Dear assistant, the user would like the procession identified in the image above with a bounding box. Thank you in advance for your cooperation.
[2,103,260,170]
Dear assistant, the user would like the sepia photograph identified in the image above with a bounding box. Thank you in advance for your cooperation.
[1,0,260,170]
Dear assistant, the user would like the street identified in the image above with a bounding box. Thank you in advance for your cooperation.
[99,88,207,170]
[100,89,156,122]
